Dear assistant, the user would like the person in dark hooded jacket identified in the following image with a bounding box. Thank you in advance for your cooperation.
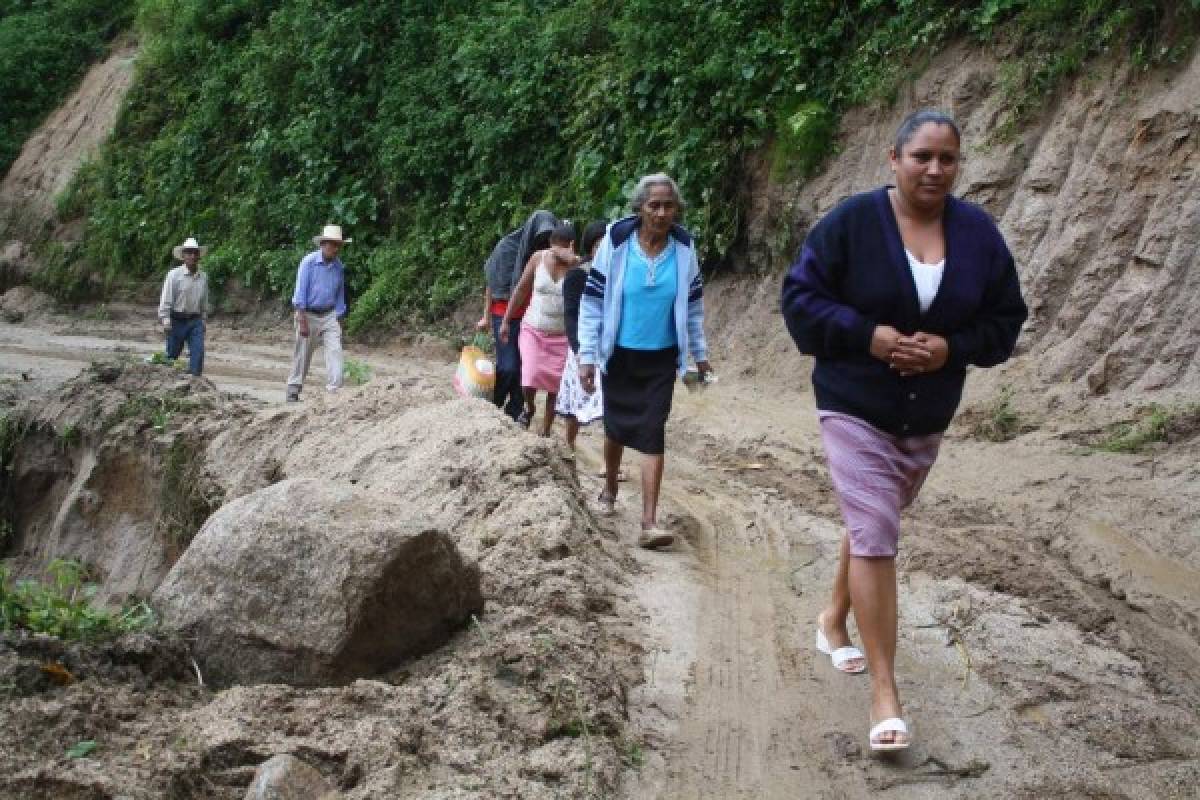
[479,210,559,420]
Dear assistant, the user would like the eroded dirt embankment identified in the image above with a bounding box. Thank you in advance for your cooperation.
[0,42,137,245]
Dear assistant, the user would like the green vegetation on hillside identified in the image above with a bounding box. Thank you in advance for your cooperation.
[0,0,133,177]
[45,0,1200,330]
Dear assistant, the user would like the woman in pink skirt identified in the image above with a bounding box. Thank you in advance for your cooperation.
[783,110,1027,752]
[500,221,578,434]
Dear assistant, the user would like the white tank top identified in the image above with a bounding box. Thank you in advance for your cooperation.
[524,252,566,333]
[905,249,945,314]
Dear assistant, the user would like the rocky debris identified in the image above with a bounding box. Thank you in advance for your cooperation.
[245,754,340,800]
[154,478,485,686]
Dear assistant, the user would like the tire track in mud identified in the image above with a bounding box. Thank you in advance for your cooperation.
[658,492,802,798]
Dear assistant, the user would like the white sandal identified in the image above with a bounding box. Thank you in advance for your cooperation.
[869,717,911,752]
[815,616,867,674]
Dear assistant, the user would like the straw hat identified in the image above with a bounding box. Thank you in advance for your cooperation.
[313,224,352,247]
[172,237,208,260]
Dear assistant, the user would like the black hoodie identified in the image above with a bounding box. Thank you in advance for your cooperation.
[483,209,558,301]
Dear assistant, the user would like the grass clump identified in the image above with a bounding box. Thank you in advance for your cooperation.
[158,436,221,553]
[621,737,646,769]
[0,411,28,547]
[27,240,93,304]
[147,351,187,371]
[1093,404,1200,454]
[972,387,1023,442]
[342,358,371,387]
[111,393,196,432]
[0,559,155,641]
[772,100,838,180]
[55,423,81,451]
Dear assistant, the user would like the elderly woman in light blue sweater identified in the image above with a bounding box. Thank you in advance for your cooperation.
[577,173,712,549]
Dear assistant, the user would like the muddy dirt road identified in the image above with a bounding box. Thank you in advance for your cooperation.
[0,309,418,404]
[3,307,1198,799]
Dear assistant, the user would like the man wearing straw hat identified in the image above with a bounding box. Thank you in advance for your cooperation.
[158,236,210,376]
[286,224,351,402]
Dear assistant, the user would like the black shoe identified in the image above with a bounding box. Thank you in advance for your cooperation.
[286,387,300,403]
[516,409,532,429]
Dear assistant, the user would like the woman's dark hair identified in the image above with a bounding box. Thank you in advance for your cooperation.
[581,220,608,258]
[550,221,576,246]
[895,109,960,155]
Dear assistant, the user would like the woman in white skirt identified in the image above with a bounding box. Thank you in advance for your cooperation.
[557,220,609,450]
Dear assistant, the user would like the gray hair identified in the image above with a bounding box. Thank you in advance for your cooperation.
[631,172,686,212]
[894,109,961,155]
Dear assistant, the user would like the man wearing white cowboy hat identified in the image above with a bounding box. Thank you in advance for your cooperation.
[286,224,352,401]
[158,236,210,376]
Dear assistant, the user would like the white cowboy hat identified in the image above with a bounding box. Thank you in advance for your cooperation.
[172,237,208,260]
[312,224,352,247]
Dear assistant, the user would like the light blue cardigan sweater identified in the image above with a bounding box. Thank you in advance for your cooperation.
[577,215,708,377]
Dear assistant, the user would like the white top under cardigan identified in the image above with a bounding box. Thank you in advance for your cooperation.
[904,249,945,314]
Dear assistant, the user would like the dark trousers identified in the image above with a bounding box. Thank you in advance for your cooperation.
[166,317,205,376]
[490,313,523,420]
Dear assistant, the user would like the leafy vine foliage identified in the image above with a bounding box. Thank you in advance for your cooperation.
[35,0,1200,330]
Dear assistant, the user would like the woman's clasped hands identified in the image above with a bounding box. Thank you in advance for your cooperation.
[870,325,948,376]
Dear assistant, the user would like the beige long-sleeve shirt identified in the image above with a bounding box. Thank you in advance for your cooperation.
[158,266,209,322]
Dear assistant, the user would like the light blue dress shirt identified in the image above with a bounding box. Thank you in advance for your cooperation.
[291,251,346,316]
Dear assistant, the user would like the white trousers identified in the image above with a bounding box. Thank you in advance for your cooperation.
[286,311,343,391]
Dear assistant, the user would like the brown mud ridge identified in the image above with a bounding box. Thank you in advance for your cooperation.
[0,305,1198,798]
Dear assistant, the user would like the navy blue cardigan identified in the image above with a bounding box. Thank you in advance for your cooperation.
[781,187,1027,436]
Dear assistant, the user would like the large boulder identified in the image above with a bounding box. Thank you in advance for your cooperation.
[153,478,484,686]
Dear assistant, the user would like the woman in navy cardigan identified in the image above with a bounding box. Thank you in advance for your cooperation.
[782,110,1027,752]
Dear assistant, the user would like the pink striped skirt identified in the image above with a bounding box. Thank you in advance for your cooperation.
[518,322,569,392]
[818,411,942,558]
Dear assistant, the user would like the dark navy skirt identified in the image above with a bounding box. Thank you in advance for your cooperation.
[601,346,678,455]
